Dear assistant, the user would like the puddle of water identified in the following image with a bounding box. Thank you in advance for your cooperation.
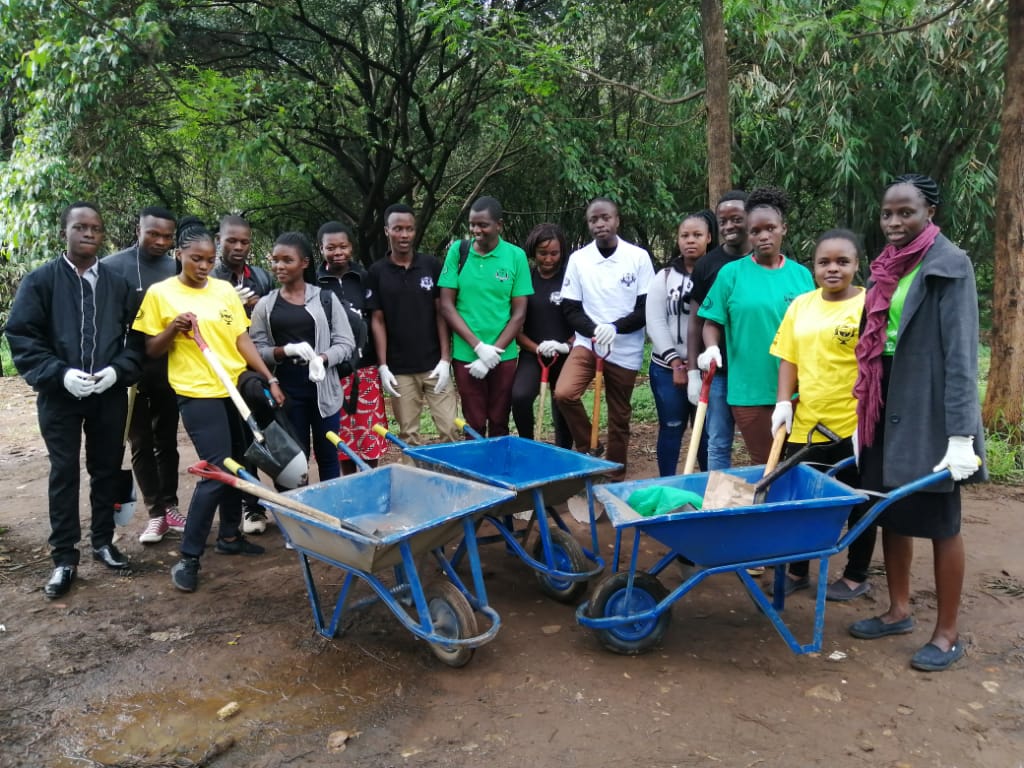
[52,660,392,766]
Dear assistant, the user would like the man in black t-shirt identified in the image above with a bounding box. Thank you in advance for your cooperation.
[686,190,750,470]
[366,204,458,446]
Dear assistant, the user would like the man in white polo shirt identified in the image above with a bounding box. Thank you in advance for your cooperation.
[554,198,655,479]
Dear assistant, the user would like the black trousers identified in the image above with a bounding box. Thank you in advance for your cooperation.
[178,397,248,558]
[511,353,572,449]
[38,387,128,566]
[128,362,180,517]
[784,437,875,582]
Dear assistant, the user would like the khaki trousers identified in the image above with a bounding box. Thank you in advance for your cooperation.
[390,370,460,450]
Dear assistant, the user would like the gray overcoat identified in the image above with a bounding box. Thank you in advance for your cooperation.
[880,234,987,491]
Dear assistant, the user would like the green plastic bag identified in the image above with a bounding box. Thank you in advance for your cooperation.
[627,486,704,518]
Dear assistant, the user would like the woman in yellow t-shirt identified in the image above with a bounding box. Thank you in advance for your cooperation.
[133,216,283,594]
[769,229,869,599]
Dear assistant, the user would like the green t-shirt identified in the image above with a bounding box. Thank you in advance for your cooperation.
[885,263,922,355]
[438,238,533,362]
[698,255,815,406]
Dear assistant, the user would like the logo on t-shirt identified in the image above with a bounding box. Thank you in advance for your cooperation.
[495,268,510,282]
[220,309,235,325]
[833,322,858,346]
[620,272,637,287]
[420,276,434,291]
[549,291,562,305]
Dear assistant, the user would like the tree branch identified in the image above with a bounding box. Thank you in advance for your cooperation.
[852,0,971,39]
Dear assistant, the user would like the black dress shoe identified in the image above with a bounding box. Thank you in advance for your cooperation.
[44,565,76,599]
[92,543,130,570]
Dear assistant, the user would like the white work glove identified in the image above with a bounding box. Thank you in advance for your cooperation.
[473,342,504,369]
[537,340,571,358]
[378,364,401,397]
[63,368,96,399]
[283,342,317,362]
[426,360,451,394]
[687,370,702,406]
[91,366,118,394]
[466,359,490,379]
[933,435,980,481]
[235,285,256,303]
[696,345,722,372]
[771,400,794,436]
[307,356,326,383]
[592,323,617,347]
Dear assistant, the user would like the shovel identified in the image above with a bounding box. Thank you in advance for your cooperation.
[187,460,376,539]
[113,384,138,526]
[702,422,840,509]
[188,318,307,488]
[535,350,558,443]
[682,361,716,475]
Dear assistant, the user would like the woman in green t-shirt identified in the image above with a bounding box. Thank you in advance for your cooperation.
[696,187,814,464]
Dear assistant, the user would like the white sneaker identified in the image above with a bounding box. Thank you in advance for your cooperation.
[139,516,169,544]
[242,508,268,535]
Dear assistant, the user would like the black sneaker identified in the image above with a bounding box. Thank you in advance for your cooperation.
[215,536,266,556]
[171,556,200,592]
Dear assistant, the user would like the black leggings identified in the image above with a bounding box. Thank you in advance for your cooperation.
[510,353,572,448]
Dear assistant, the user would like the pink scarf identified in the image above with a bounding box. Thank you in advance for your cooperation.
[853,222,940,448]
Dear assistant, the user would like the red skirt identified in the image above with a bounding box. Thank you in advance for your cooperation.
[336,366,389,461]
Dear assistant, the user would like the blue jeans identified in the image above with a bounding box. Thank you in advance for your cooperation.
[705,373,735,470]
[649,363,707,476]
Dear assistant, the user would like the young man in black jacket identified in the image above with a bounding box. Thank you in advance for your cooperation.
[6,202,144,598]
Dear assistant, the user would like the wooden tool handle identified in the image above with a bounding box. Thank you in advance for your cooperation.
[763,427,788,477]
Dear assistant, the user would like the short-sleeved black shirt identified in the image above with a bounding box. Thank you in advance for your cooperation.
[521,268,572,350]
[689,244,747,374]
[365,252,443,375]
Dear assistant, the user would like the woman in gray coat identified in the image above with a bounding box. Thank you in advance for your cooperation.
[848,174,985,672]
[249,232,356,488]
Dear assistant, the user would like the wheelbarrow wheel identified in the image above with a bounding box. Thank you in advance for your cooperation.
[586,571,670,655]
[425,581,478,668]
[532,528,589,603]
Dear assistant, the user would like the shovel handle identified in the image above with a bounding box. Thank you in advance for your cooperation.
[188,318,262,440]
[537,350,558,381]
[763,427,788,477]
[699,360,717,404]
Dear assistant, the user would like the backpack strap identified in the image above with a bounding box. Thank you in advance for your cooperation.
[318,287,333,332]
[458,239,471,274]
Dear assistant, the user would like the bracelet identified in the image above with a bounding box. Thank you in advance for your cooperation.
[267,377,280,385]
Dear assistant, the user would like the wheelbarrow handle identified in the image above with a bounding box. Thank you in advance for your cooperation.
[325,431,372,472]
[372,423,412,450]
[454,417,485,440]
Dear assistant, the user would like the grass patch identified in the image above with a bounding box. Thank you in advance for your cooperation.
[1,336,13,377]
[983,428,1024,484]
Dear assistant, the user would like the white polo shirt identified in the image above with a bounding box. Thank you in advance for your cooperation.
[561,238,655,370]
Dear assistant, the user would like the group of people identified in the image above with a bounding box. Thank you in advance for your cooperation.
[6,173,985,672]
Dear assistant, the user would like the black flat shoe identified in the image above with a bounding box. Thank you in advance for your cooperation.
[92,543,130,570]
[44,565,76,598]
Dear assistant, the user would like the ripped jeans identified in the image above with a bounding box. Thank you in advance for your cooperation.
[649,362,707,477]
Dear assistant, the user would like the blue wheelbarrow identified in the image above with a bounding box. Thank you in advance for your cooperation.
[576,459,953,655]
[374,421,622,603]
[189,455,515,667]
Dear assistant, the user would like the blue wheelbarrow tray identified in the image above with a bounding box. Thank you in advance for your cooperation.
[400,436,621,514]
[261,464,517,572]
[596,464,865,567]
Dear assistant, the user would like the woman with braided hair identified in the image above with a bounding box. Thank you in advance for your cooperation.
[847,174,985,672]
[134,216,285,593]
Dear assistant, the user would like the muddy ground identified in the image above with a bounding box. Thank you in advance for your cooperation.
[1,374,1022,768]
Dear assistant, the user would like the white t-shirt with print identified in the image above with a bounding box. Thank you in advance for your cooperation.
[561,238,655,370]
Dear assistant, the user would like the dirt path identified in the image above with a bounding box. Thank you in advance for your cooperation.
[1,375,1022,768]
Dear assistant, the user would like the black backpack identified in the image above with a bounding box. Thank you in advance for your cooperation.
[319,288,368,367]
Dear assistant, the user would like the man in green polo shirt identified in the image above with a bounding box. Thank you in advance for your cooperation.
[439,196,532,436]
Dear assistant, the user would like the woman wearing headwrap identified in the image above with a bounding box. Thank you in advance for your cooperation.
[847,174,985,672]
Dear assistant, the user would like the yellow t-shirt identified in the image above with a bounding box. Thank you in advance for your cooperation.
[133,276,249,398]
[770,288,864,442]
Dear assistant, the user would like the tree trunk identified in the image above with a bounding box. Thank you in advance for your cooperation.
[982,0,1024,437]
[701,0,731,207]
